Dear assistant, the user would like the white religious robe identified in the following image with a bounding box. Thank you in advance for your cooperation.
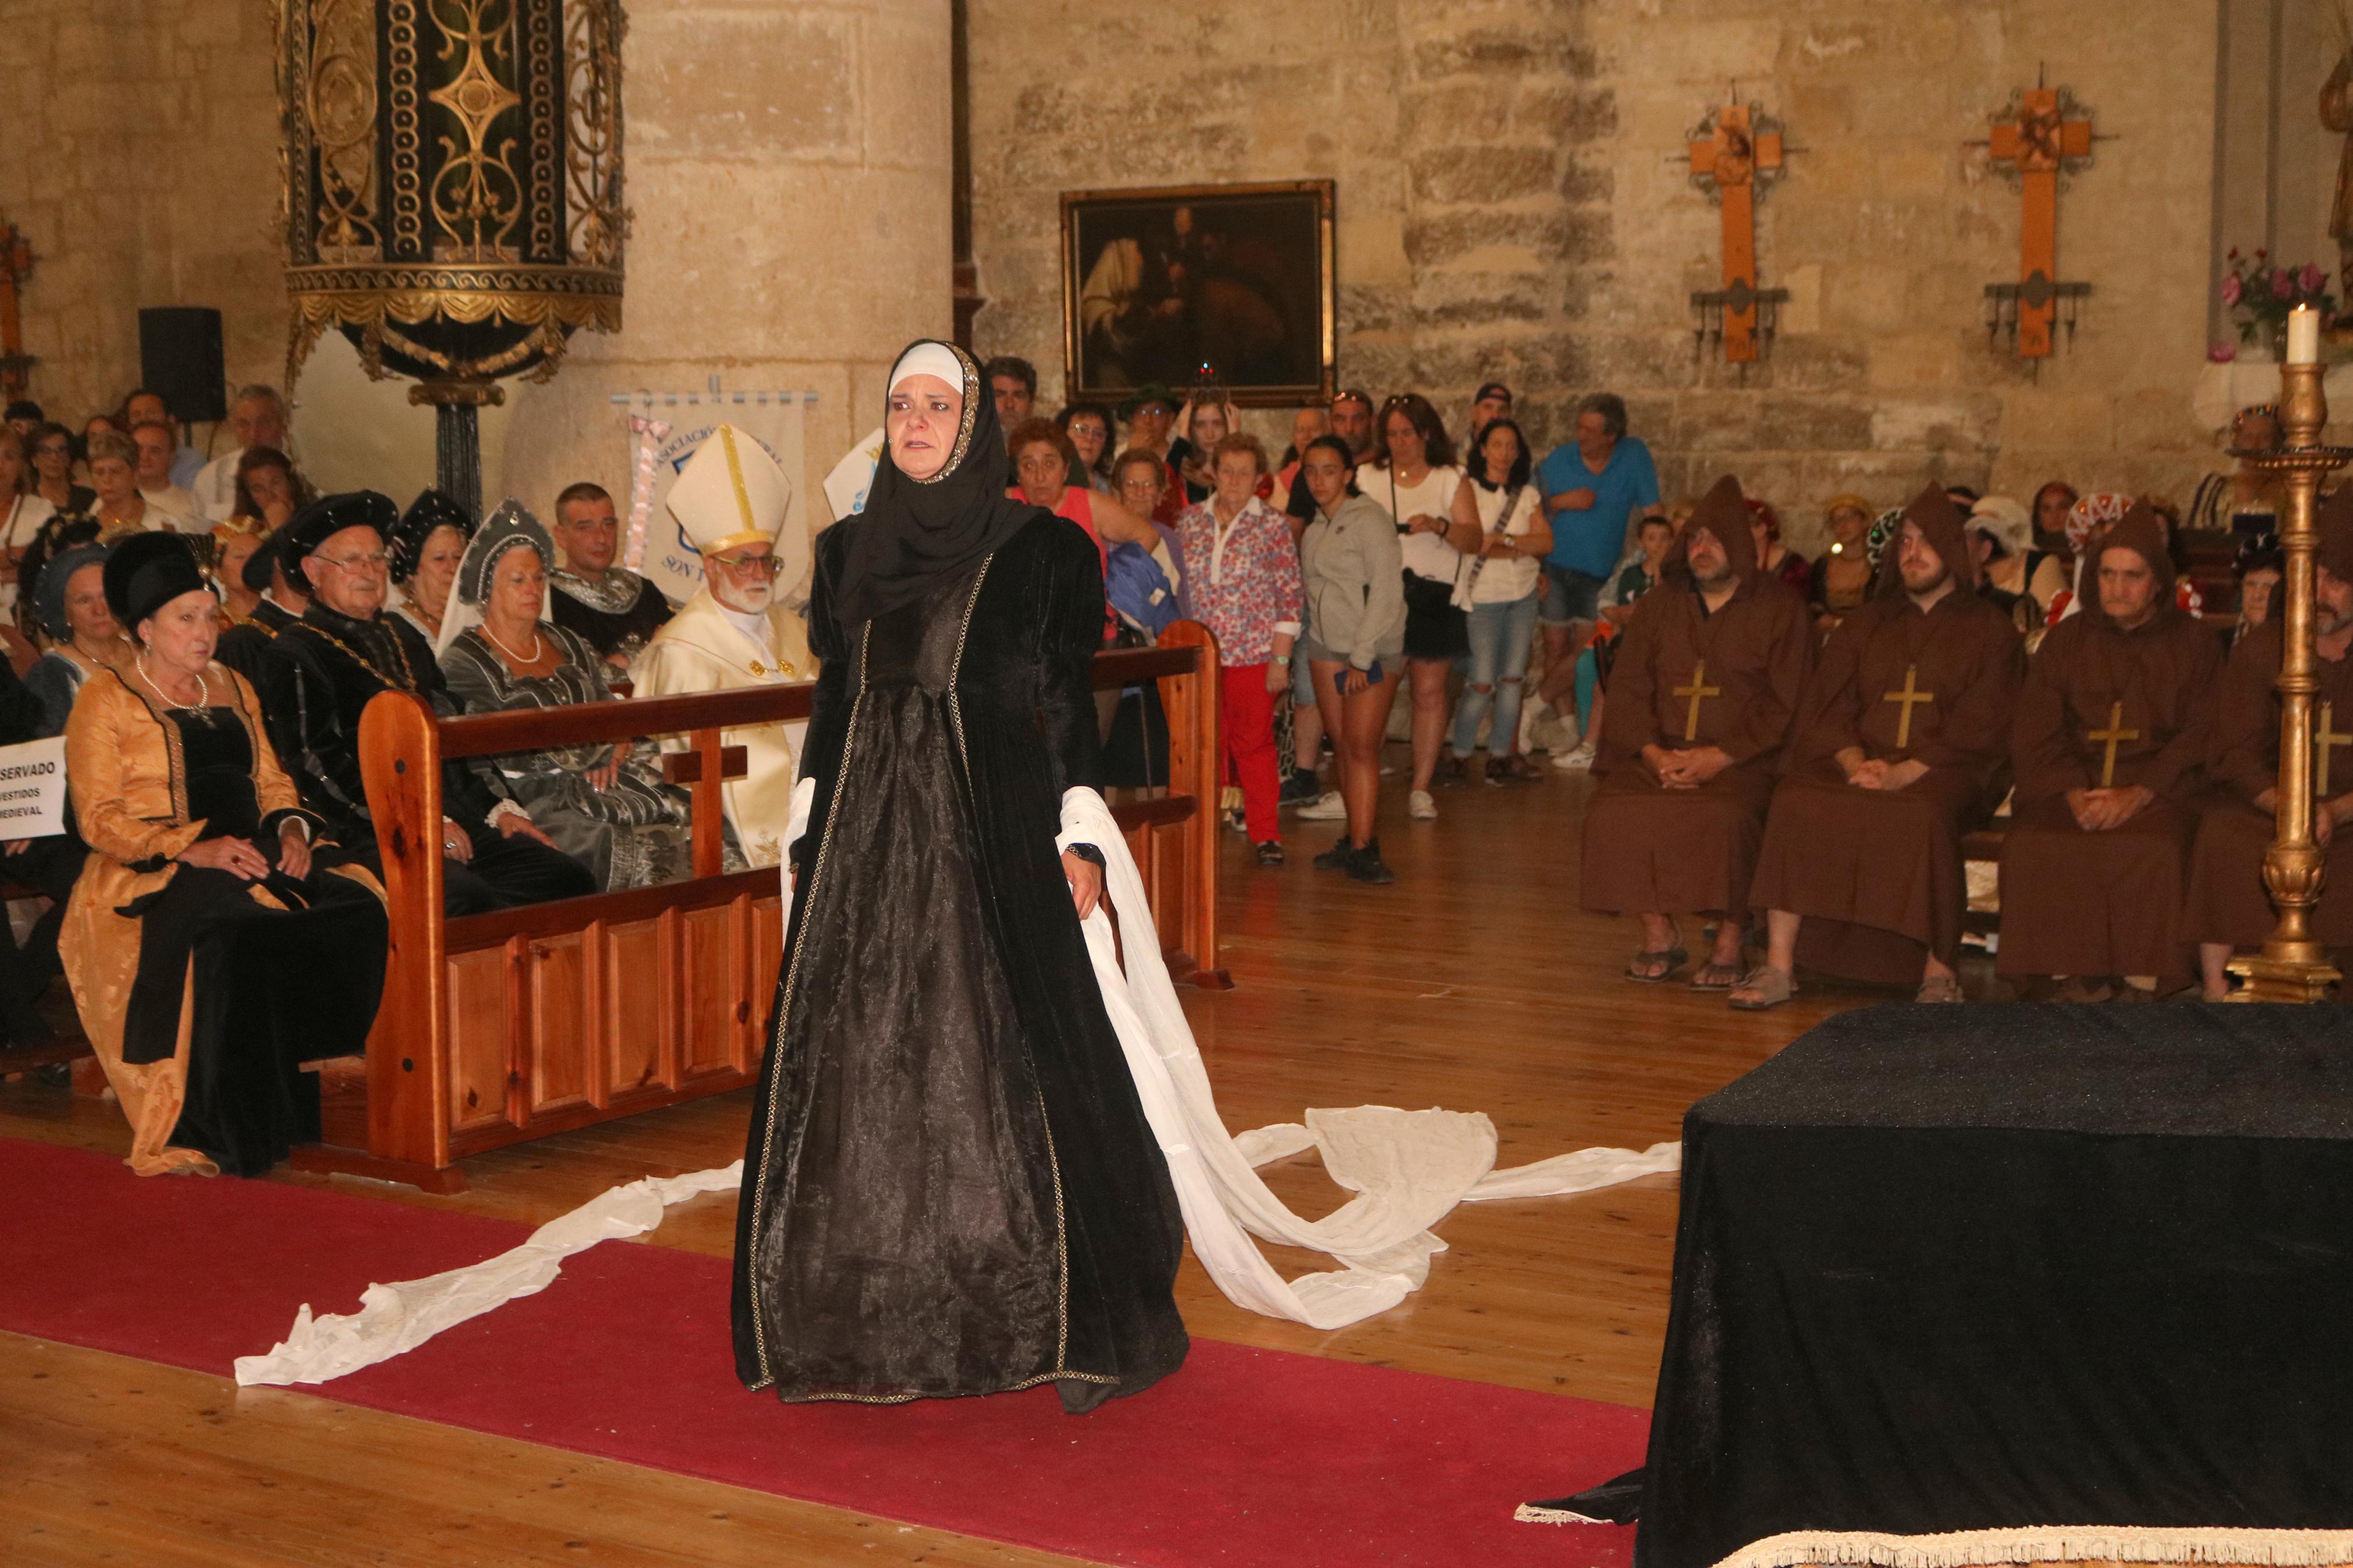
[191,447,244,522]
[140,483,200,525]
[629,587,813,869]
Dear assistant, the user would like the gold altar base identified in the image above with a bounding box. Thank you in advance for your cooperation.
[2226,948,2341,1003]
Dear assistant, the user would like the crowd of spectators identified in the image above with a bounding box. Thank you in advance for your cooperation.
[0,363,2291,1177]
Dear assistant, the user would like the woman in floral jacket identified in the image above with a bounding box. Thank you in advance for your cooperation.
[1170,433,1303,866]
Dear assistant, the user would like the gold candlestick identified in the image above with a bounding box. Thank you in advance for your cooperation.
[2228,358,2348,1001]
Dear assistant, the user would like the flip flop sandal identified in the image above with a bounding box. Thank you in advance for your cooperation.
[1688,960,1747,991]
[1625,945,1688,983]
[1914,975,1965,1004]
[1727,965,1797,1010]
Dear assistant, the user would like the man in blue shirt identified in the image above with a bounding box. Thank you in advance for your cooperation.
[1536,392,1662,737]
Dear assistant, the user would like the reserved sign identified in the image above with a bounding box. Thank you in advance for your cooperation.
[0,737,68,838]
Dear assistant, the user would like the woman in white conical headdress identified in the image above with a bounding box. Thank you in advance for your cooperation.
[435,501,692,891]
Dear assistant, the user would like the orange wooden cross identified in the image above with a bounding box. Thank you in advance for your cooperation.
[1986,87,2093,358]
[0,218,33,402]
[1688,103,1784,364]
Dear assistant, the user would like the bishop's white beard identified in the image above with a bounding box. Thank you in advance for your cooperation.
[709,578,772,615]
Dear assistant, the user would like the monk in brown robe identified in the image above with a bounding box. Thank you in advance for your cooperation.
[1733,485,2024,1008]
[2184,486,2353,998]
[1582,474,1813,987]
[1998,504,2224,999]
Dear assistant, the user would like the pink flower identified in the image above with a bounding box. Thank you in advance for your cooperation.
[2221,273,2243,305]
[2210,342,2238,362]
[2274,268,2297,299]
[2257,247,2270,259]
[2302,262,2329,294]
[2228,246,2242,260]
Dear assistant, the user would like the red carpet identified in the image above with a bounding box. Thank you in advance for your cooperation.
[1,1137,1645,1567]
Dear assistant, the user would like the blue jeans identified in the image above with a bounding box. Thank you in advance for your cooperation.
[1451,592,1541,756]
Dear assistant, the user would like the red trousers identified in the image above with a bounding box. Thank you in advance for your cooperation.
[1219,662,1281,843]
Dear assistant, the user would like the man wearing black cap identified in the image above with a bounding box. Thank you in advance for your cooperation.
[214,529,310,692]
[261,492,597,914]
[1465,382,1513,449]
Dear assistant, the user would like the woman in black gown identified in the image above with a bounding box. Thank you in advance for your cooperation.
[731,339,1187,1412]
[60,532,388,1176]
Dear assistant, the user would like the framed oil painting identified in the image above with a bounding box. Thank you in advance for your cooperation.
[1060,179,1335,407]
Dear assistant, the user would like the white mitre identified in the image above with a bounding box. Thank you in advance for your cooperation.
[668,424,808,595]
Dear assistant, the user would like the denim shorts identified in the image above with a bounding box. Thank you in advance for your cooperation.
[1538,563,1605,626]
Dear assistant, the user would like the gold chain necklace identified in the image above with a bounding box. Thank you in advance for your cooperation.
[304,621,417,691]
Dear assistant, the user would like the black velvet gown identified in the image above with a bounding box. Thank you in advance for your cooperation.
[732,512,1188,1411]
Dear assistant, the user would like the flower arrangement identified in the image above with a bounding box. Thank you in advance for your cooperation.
[2220,248,2337,351]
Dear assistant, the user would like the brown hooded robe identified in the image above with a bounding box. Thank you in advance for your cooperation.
[1749,485,2025,982]
[2183,488,2353,947]
[1581,475,1813,923]
[1997,505,2224,977]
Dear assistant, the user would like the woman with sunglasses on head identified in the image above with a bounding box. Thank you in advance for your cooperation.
[1055,403,1118,496]
[1356,393,1477,820]
[26,422,94,518]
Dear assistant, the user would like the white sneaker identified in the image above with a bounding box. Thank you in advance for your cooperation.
[1409,789,1438,820]
[1516,696,1548,753]
[1552,741,1597,771]
[1296,790,1348,820]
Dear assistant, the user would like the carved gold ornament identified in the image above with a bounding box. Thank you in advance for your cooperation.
[277,0,626,387]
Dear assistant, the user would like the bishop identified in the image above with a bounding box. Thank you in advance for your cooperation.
[631,427,815,870]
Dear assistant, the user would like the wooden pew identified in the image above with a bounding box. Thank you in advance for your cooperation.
[290,627,1224,1193]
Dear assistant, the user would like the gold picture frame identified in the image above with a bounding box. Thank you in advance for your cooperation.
[1059,179,1336,408]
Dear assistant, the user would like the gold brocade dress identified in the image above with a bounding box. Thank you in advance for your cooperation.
[59,665,388,1176]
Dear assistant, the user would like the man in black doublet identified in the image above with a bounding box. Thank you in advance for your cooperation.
[213,528,306,697]
[260,493,597,916]
[547,481,672,662]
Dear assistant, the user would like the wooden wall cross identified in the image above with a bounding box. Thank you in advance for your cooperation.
[1985,83,2095,358]
[0,219,33,401]
[1687,99,1785,363]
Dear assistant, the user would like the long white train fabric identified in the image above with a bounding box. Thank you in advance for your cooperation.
[1056,787,1680,1328]
[235,787,1678,1387]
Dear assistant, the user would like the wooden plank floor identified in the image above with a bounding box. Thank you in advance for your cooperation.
[0,759,1943,1566]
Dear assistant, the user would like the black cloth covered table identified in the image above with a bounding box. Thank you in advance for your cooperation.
[1639,1002,2353,1568]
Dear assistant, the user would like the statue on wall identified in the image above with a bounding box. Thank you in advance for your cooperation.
[2322,52,2353,311]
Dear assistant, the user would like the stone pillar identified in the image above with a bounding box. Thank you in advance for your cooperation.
[495,0,954,529]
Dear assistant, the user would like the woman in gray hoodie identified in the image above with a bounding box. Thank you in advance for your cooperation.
[1297,434,1407,884]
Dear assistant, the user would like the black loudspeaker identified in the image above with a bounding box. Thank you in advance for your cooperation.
[137,307,226,424]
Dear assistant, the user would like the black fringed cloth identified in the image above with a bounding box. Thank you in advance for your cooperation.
[1639,1002,2353,1568]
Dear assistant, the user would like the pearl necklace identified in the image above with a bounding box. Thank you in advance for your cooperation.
[479,619,545,667]
[137,654,209,714]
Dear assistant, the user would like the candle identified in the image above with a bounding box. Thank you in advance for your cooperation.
[2289,304,2321,365]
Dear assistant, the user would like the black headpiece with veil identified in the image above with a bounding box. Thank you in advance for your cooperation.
[832,340,1044,627]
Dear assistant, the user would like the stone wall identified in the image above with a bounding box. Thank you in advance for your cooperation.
[496,0,954,528]
[0,0,954,518]
[0,0,283,443]
[966,0,2228,556]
